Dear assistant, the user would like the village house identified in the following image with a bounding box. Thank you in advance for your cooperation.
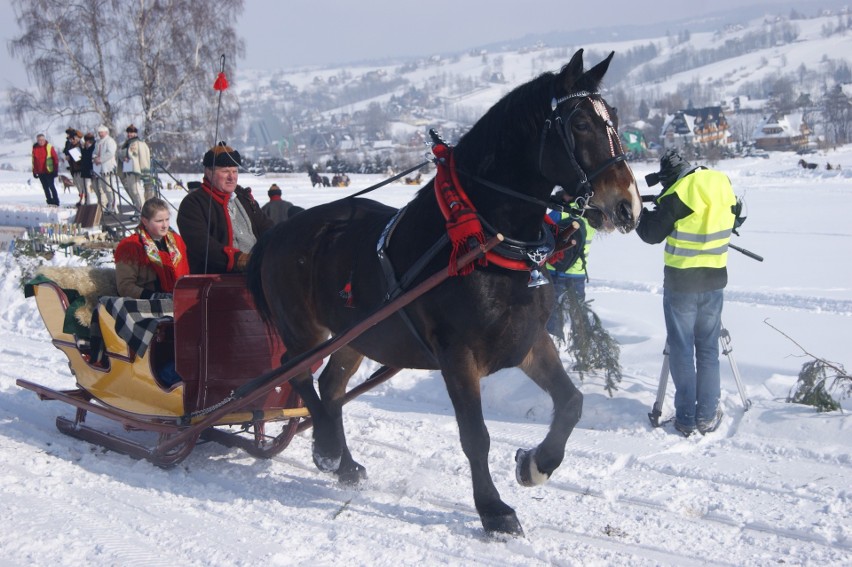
[661,106,732,149]
[752,112,812,151]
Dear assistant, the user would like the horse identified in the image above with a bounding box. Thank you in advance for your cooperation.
[308,168,331,187]
[799,158,818,170]
[247,49,640,537]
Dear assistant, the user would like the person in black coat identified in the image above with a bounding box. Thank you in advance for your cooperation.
[176,143,273,274]
[261,184,296,224]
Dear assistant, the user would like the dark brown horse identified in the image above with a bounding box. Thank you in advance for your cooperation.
[247,49,640,536]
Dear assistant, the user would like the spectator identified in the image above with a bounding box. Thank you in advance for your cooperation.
[93,125,117,213]
[261,183,295,224]
[80,133,96,202]
[114,198,189,299]
[31,134,60,206]
[637,148,736,437]
[63,128,88,206]
[117,124,152,210]
[545,190,596,340]
[177,142,273,274]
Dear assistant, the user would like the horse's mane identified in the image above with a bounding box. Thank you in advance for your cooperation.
[454,71,557,175]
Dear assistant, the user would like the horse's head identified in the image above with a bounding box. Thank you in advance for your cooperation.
[541,50,641,233]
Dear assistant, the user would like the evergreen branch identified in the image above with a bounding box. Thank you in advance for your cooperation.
[763,318,848,377]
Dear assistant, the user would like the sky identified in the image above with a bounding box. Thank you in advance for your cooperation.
[1,0,835,89]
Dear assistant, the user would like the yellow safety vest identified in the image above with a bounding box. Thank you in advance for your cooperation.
[45,143,55,173]
[546,209,596,275]
[659,169,736,269]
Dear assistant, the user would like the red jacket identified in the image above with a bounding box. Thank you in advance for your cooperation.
[32,142,59,175]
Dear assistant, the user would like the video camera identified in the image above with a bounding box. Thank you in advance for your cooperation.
[644,172,661,188]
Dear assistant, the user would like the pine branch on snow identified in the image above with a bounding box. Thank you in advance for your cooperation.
[765,319,850,413]
[556,288,623,397]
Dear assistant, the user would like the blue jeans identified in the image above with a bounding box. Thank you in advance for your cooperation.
[663,288,723,427]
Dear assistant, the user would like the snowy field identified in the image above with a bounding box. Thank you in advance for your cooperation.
[0,147,850,565]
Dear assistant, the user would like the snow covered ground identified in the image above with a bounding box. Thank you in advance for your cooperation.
[0,147,850,565]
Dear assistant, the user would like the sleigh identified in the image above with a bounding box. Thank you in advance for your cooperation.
[18,272,318,465]
[17,239,499,468]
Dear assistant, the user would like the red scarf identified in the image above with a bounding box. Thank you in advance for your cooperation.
[115,228,189,293]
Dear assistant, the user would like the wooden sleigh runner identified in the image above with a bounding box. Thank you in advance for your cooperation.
[17,238,500,468]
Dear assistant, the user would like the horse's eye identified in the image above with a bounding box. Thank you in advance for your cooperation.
[574,121,591,132]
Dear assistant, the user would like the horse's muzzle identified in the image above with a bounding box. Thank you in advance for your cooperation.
[586,181,641,234]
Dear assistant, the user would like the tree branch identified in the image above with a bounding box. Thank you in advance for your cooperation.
[764,318,848,377]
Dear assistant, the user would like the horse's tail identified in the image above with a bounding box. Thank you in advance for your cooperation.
[246,231,273,324]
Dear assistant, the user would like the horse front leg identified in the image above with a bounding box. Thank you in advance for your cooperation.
[442,354,524,537]
[515,330,583,487]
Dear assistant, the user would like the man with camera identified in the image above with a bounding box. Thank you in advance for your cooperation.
[637,148,736,436]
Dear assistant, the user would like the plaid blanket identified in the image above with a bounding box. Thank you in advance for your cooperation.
[100,296,173,358]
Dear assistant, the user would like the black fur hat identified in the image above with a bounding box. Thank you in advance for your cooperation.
[202,142,241,168]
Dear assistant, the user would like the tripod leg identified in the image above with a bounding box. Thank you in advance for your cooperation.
[648,343,670,427]
[720,327,752,411]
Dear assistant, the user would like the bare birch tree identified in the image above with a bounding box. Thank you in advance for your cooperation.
[8,0,244,157]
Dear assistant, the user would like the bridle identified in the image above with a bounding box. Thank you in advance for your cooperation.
[538,90,627,213]
[453,89,627,215]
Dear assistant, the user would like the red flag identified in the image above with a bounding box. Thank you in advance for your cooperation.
[213,72,229,91]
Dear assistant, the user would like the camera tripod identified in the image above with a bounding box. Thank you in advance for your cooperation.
[648,324,752,427]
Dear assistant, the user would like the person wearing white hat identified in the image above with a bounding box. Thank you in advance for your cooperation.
[93,125,117,212]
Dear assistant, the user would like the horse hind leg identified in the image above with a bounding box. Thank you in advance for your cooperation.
[312,346,367,485]
[441,352,524,536]
[515,330,583,487]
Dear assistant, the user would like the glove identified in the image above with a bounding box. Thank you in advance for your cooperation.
[33,173,38,178]
[235,252,251,272]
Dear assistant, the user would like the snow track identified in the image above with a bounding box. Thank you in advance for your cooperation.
[593,279,852,316]
[1,157,851,564]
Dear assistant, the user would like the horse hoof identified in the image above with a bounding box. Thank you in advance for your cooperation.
[481,511,524,538]
[336,462,368,486]
[312,443,342,473]
[515,448,550,487]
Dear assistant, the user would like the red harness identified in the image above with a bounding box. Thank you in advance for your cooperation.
[432,143,558,275]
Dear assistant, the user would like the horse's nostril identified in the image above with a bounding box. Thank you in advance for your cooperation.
[617,200,633,224]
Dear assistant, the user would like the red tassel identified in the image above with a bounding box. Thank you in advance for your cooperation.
[340,281,354,308]
[213,72,229,91]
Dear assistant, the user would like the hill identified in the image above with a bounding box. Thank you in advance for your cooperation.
[233,5,852,171]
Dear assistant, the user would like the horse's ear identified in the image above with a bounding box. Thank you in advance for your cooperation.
[583,51,615,89]
[558,49,585,90]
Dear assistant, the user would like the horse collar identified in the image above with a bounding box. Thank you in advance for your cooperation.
[432,143,555,277]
